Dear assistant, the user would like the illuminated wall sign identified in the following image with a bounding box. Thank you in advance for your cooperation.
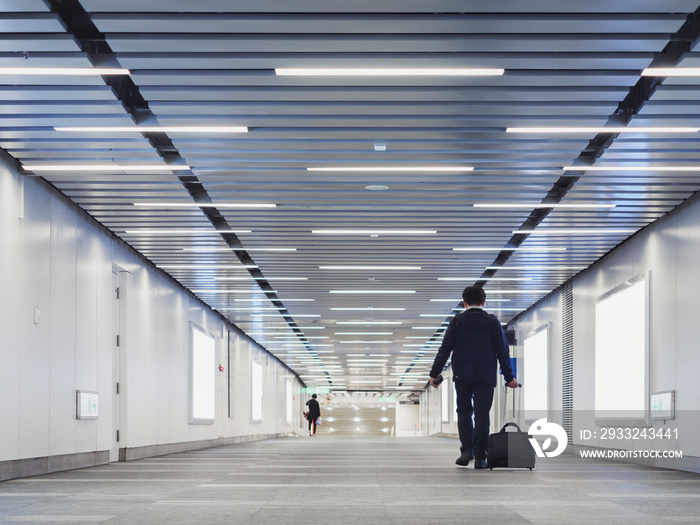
[523,326,549,417]
[286,379,293,423]
[76,390,99,420]
[595,275,649,425]
[651,390,675,420]
[191,324,216,424]
[303,387,330,395]
[251,361,263,422]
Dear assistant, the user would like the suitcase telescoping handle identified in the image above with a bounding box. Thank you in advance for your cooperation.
[499,422,525,433]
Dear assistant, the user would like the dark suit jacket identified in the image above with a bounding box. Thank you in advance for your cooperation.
[306,398,320,420]
[429,308,515,386]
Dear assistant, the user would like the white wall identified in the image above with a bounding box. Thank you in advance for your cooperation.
[0,156,304,468]
[395,403,420,437]
[511,191,700,469]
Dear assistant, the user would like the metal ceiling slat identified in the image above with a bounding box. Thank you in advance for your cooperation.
[78,0,700,14]
[3,0,699,388]
[91,13,686,35]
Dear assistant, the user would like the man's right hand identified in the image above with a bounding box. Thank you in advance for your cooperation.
[506,378,520,389]
[429,377,439,389]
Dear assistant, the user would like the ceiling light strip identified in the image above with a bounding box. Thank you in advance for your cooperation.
[0,67,130,76]
[313,230,436,235]
[506,127,698,133]
[473,203,616,209]
[23,164,190,172]
[276,68,503,76]
[307,166,472,172]
[562,166,700,172]
[56,126,247,133]
[134,202,276,208]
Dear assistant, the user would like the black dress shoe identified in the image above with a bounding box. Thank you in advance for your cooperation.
[455,453,473,466]
[474,459,488,469]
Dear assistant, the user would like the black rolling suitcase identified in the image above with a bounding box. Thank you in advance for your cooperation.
[486,386,536,470]
[486,422,536,470]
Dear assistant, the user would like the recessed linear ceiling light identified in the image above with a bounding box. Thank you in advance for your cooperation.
[485,290,551,294]
[22,164,190,172]
[336,322,402,326]
[340,342,394,345]
[334,332,394,335]
[473,203,616,209]
[216,307,283,311]
[437,277,531,281]
[158,264,257,269]
[430,298,510,302]
[275,68,504,76]
[562,166,700,172]
[256,313,321,317]
[134,202,276,208]
[124,229,251,235]
[452,246,566,252]
[55,126,247,133]
[275,336,329,340]
[514,229,635,235]
[183,247,296,252]
[319,266,421,271]
[190,289,276,294]
[486,266,584,271]
[330,307,405,311]
[0,67,130,76]
[313,229,435,235]
[506,127,699,133]
[307,167,472,172]
[642,67,700,76]
[329,290,416,294]
[215,277,308,281]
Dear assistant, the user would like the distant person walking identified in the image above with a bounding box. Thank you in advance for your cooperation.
[429,285,519,469]
[305,394,321,436]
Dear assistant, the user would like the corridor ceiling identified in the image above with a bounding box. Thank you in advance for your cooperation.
[7,0,700,392]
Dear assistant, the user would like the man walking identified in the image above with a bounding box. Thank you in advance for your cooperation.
[429,285,519,469]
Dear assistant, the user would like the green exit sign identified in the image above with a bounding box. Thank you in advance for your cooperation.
[304,387,330,394]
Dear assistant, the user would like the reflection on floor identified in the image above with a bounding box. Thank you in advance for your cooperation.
[0,436,698,524]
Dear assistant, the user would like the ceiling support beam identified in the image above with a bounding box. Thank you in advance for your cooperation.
[476,4,700,319]
[46,0,314,383]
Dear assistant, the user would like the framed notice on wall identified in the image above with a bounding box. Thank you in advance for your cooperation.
[76,390,99,420]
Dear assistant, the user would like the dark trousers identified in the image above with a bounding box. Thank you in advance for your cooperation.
[455,381,494,460]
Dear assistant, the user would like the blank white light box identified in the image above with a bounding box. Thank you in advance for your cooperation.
[441,375,450,423]
[191,324,216,424]
[523,326,549,418]
[286,379,293,423]
[595,275,649,426]
[251,361,263,422]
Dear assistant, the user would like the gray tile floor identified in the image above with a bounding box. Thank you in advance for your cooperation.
[0,437,698,524]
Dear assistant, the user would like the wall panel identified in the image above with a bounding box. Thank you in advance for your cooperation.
[18,176,52,460]
[0,162,21,461]
[0,156,304,478]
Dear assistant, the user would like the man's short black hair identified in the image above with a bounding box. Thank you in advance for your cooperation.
[462,285,486,306]
[312,394,317,399]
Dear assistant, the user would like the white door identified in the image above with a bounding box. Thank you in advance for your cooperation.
[111,271,120,462]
